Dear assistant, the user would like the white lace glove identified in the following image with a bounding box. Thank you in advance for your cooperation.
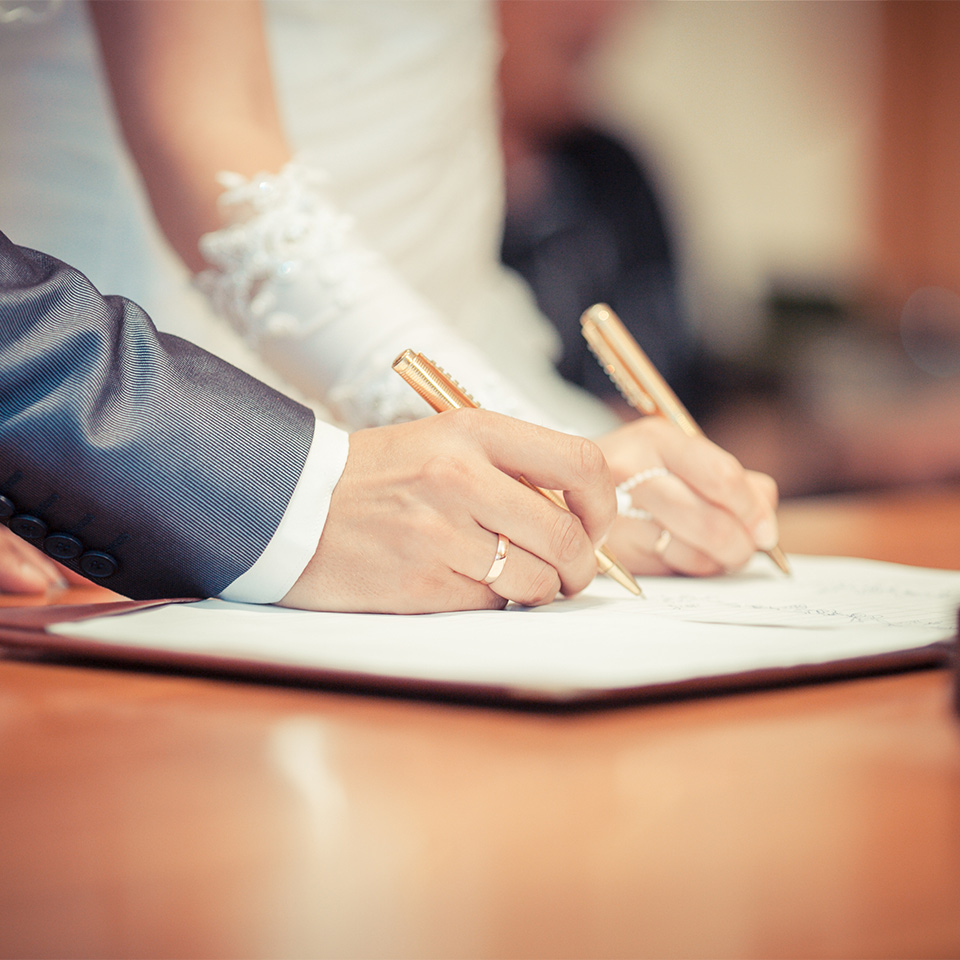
[197,161,557,430]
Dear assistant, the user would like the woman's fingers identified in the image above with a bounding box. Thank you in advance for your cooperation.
[597,417,782,575]
[605,511,728,577]
[746,469,780,511]
[650,424,780,552]
[620,470,760,571]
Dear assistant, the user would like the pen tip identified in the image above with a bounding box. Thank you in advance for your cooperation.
[768,545,791,576]
[598,549,644,597]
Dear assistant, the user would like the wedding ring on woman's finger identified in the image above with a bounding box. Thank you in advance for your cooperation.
[481,533,510,585]
[652,528,673,557]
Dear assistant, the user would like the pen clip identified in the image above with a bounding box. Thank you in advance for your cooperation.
[580,304,790,576]
[581,318,659,416]
[581,304,702,437]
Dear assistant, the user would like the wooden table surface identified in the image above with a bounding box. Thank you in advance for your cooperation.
[1,487,959,959]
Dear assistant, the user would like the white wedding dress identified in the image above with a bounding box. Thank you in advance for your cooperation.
[0,0,618,435]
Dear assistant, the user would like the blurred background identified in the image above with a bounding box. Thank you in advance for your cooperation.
[498,0,960,497]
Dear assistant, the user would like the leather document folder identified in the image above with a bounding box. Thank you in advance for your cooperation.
[0,556,956,709]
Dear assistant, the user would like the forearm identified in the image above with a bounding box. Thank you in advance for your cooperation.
[0,233,318,599]
[88,0,290,271]
[88,1,558,430]
[198,162,561,429]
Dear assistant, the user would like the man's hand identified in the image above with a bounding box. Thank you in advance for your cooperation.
[0,525,70,594]
[281,409,616,613]
[597,417,780,576]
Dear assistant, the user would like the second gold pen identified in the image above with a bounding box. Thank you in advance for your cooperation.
[392,349,642,597]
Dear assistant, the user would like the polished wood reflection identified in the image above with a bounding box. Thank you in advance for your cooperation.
[1,488,959,959]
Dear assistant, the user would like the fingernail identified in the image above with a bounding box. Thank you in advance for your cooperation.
[753,518,779,552]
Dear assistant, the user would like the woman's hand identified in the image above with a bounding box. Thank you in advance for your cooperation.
[0,525,73,594]
[596,417,780,577]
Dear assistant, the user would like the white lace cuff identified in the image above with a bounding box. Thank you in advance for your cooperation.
[197,160,554,430]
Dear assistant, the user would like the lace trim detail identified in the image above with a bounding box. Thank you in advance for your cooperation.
[327,372,435,427]
[195,160,554,430]
[197,161,373,346]
[0,0,60,25]
[325,344,544,429]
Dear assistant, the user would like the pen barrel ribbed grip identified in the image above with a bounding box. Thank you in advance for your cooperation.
[393,349,476,412]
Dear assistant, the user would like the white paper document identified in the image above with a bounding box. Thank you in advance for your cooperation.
[628,556,959,629]
[50,555,960,700]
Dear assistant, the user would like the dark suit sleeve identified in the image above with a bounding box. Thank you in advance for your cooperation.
[0,231,316,600]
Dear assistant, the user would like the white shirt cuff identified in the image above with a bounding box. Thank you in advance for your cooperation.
[218,416,350,604]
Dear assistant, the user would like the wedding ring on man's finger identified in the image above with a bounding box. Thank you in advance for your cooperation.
[481,533,510,585]
[652,528,672,557]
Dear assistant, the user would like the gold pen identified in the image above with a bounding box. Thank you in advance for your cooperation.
[393,349,643,597]
[580,303,791,576]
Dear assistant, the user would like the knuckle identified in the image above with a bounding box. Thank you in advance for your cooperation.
[684,553,725,577]
[684,511,740,567]
[419,453,471,493]
[520,566,562,607]
[550,510,587,565]
[412,567,448,597]
[560,566,594,598]
[635,415,674,449]
[710,527,753,569]
[599,484,618,530]
[571,436,607,485]
[722,553,752,574]
[446,406,488,444]
[708,451,745,494]
[752,471,780,508]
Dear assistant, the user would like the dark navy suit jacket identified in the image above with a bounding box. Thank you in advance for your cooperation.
[0,231,315,599]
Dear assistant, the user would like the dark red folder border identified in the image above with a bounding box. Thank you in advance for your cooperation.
[0,598,956,711]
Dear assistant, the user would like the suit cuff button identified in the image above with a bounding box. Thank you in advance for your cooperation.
[9,514,48,541]
[79,551,118,579]
[44,533,84,561]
